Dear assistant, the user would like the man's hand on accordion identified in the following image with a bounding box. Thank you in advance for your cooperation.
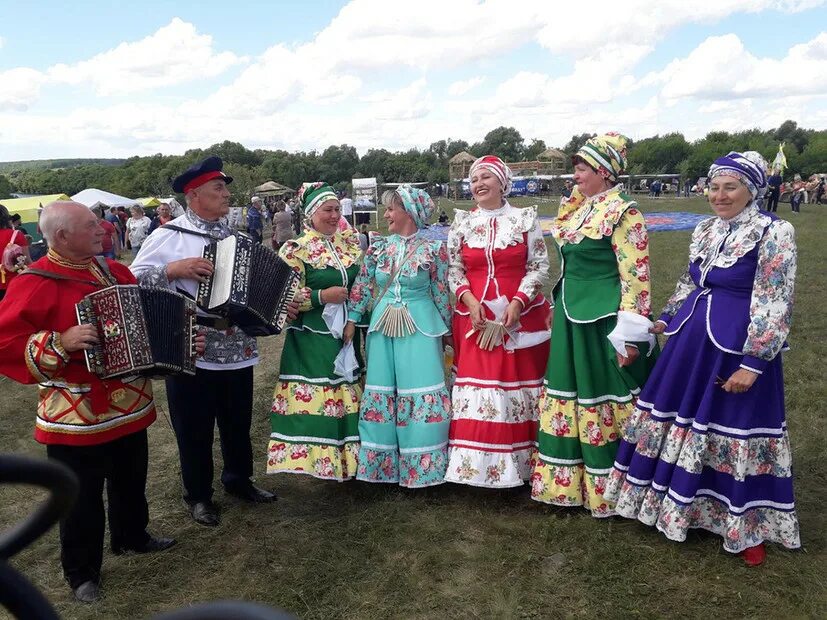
[167,257,214,282]
[61,324,99,352]
[195,332,207,356]
[285,297,301,322]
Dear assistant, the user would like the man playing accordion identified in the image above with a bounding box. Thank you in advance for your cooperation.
[131,155,295,527]
[0,201,177,603]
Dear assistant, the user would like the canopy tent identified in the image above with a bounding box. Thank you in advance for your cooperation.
[0,194,70,241]
[71,188,139,210]
[137,197,162,208]
[253,181,294,196]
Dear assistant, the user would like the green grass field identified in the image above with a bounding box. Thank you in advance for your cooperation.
[1,195,824,619]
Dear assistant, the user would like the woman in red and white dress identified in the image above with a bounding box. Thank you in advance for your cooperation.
[446,155,551,487]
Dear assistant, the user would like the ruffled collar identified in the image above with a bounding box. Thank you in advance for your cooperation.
[472,201,510,218]
[690,203,772,271]
[551,184,632,245]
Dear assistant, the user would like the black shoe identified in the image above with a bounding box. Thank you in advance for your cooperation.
[187,500,220,526]
[73,580,100,603]
[112,535,177,555]
[225,484,277,503]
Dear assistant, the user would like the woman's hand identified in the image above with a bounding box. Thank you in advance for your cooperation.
[616,345,639,368]
[649,321,667,335]
[461,292,486,330]
[321,286,349,305]
[503,299,523,328]
[60,325,99,352]
[343,321,356,344]
[442,334,453,349]
[545,308,554,331]
[194,332,207,356]
[721,368,758,393]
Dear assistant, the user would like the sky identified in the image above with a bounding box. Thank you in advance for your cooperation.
[0,0,826,161]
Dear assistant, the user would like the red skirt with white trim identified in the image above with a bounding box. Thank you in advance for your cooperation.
[445,310,550,488]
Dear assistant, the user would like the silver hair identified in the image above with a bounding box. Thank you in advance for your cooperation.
[381,189,400,207]
[39,201,81,244]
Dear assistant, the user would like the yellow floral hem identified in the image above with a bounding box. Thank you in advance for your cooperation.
[266,440,359,481]
[272,381,362,416]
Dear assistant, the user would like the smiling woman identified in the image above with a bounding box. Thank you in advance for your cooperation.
[267,182,365,481]
[605,151,800,566]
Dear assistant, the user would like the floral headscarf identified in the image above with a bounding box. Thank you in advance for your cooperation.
[298,182,339,218]
[708,151,768,199]
[384,185,434,230]
[575,132,629,182]
[469,155,513,196]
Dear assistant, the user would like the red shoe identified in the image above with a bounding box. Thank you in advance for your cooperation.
[742,543,766,566]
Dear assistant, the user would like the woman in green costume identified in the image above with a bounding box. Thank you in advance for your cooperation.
[529,133,658,517]
[266,182,364,481]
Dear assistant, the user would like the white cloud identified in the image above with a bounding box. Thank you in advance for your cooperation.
[649,32,827,100]
[449,77,485,97]
[46,18,245,96]
[0,68,46,111]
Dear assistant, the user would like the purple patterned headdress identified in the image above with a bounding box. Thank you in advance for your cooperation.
[708,151,767,199]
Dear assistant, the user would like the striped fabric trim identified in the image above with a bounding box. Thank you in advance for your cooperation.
[35,403,154,433]
[269,432,359,446]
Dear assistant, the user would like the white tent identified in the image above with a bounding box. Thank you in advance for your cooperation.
[71,188,140,210]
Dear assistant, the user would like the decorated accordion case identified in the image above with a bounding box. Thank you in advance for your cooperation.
[197,233,300,335]
[76,285,197,379]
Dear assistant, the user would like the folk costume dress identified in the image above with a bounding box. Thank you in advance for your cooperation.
[446,202,551,487]
[348,187,453,488]
[267,220,364,481]
[605,162,800,553]
[530,184,658,516]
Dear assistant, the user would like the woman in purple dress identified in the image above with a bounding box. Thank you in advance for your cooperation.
[605,152,799,566]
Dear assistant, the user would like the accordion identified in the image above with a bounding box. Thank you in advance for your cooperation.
[196,233,300,335]
[76,285,197,379]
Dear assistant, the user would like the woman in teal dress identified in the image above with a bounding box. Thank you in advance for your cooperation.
[344,186,453,488]
[267,182,364,481]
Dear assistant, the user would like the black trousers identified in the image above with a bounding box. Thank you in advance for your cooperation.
[46,430,150,588]
[165,366,254,504]
[766,190,780,212]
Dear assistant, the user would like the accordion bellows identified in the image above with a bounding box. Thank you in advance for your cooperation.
[197,233,300,335]
[76,285,197,379]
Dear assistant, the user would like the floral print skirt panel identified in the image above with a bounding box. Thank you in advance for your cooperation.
[530,300,657,517]
[357,331,451,488]
[267,326,363,481]
[604,295,800,553]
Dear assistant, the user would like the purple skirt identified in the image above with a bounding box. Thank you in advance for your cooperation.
[604,296,800,553]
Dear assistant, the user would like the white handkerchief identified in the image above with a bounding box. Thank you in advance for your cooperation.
[322,302,347,339]
[333,341,359,382]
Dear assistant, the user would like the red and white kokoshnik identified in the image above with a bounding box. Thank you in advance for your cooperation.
[445,202,551,487]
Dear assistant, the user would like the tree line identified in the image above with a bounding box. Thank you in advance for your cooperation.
[1,120,825,203]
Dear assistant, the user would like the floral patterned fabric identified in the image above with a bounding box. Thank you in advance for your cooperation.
[606,212,799,552]
[348,233,451,332]
[447,202,548,305]
[445,202,551,488]
[268,226,364,481]
[551,185,651,317]
[659,205,796,365]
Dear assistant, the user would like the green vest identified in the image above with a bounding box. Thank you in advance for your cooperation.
[554,236,621,323]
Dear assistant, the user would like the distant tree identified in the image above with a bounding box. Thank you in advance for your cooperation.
[0,174,14,199]
[445,139,470,159]
[562,133,595,156]
[319,144,360,185]
[627,133,691,174]
[524,138,547,161]
[478,126,525,162]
